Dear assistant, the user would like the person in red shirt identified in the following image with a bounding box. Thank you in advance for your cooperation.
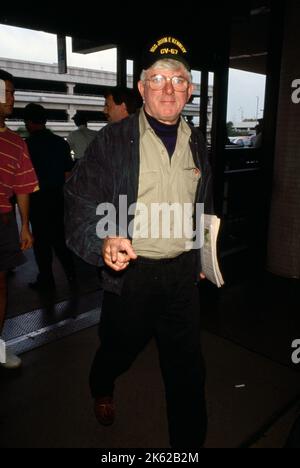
[0,69,39,369]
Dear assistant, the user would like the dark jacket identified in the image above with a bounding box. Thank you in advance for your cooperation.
[26,129,73,191]
[64,111,213,294]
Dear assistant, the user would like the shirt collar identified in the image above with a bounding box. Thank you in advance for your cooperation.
[139,107,191,139]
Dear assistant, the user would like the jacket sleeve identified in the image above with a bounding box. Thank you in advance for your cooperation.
[197,132,214,215]
[201,157,214,215]
[191,129,215,278]
[64,134,114,267]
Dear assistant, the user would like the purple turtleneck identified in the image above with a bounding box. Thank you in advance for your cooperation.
[145,110,180,159]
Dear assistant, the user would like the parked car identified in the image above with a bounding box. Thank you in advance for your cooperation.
[229,136,252,147]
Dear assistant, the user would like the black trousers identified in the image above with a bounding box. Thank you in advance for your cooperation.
[29,190,74,282]
[89,251,207,448]
[0,212,26,272]
[285,415,300,448]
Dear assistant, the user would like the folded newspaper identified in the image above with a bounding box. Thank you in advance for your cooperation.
[0,338,6,364]
[201,214,224,288]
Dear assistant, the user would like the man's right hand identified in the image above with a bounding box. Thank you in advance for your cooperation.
[102,237,137,272]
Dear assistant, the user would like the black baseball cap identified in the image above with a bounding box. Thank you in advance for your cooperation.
[142,36,191,71]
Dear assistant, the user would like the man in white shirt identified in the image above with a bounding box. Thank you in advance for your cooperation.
[67,113,98,161]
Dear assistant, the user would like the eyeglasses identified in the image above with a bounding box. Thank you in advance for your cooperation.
[145,74,190,92]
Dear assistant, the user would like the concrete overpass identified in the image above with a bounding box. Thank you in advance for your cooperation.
[1,58,212,137]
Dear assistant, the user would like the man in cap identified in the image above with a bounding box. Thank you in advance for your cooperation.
[65,36,213,448]
[0,70,39,369]
[67,112,97,161]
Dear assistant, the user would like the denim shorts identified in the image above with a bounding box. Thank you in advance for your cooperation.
[0,212,26,272]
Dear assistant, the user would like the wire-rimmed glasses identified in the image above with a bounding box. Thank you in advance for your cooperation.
[145,74,190,92]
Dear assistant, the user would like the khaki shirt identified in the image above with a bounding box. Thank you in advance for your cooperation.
[131,109,201,259]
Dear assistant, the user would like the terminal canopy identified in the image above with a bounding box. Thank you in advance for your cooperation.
[2,1,272,73]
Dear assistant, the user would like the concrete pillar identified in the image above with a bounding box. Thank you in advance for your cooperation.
[66,83,75,95]
[66,106,76,122]
[267,0,300,278]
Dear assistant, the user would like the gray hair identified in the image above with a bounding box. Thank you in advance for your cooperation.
[140,59,192,83]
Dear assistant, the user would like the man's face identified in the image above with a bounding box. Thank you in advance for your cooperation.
[0,80,15,119]
[138,64,193,125]
[104,94,127,122]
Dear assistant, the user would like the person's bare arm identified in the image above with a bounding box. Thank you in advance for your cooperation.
[16,194,33,251]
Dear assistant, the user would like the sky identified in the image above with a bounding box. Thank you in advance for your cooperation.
[0,24,266,124]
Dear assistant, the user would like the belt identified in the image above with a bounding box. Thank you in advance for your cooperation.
[134,250,194,265]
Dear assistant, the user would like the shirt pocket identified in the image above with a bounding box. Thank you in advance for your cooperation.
[182,167,201,203]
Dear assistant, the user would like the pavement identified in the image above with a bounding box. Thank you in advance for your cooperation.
[0,247,299,448]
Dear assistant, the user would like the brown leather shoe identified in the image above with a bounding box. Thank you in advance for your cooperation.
[94,396,115,426]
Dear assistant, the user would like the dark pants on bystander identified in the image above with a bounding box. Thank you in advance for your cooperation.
[29,189,75,283]
[89,250,207,448]
[0,211,26,272]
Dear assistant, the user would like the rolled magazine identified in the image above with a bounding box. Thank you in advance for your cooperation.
[201,214,225,288]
